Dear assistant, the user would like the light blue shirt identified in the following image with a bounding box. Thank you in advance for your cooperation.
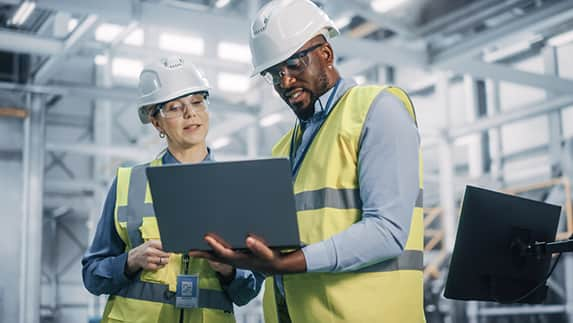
[292,78,421,272]
[81,149,264,306]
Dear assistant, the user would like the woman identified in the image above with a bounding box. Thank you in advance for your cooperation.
[82,56,263,323]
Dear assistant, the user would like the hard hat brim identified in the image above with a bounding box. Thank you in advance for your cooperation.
[249,28,339,78]
[137,87,210,124]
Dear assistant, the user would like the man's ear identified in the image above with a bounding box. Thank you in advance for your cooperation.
[321,43,335,65]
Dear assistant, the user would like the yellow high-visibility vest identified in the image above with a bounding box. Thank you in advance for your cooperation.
[264,85,425,323]
[102,157,235,323]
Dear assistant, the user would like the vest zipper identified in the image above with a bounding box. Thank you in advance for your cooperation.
[179,255,190,323]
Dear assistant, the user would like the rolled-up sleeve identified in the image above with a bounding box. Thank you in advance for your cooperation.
[221,269,265,306]
[302,90,420,272]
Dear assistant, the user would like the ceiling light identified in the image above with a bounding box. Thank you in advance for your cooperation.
[218,41,251,63]
[159,33,204,55]
[371,0,406,13]
[95,23,123,43]
[111,57,143,79]
[67,18,78,32]
[334,15,352,29]
[548,30,573,47]
[482,35,542,62]
[215,0,231,8]
[124,28,144,46]
[353,76,366,85]
[260,113,284,127]
[94,55,109,65]
[8,1,36,26]
[218,72,250,93]
[212,137,231,149]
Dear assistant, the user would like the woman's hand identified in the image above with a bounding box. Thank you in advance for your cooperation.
[125,239,171,275]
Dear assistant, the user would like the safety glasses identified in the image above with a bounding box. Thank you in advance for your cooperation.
[261,43,325,85]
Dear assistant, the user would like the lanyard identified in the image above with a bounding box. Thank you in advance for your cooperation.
[289,79,342,178]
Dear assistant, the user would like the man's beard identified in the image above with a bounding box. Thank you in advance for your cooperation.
[298,69,330,120]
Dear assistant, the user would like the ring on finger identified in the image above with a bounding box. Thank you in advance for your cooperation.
[158,257,163,265]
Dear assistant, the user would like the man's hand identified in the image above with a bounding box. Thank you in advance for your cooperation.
[207,260,235,283]
[188,235,306,274]
[125,239,171,275]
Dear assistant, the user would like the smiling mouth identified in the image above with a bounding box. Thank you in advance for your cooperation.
[285,89,304,104]
[184,124,200,131]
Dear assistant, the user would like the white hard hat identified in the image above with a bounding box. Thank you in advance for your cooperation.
[249,0,339,77]
[137,56,210,124]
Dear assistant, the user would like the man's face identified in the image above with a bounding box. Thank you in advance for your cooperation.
[263,39,330,120]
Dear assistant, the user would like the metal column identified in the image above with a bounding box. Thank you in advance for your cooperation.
[485,79,503,184]
[437,73,457,251]
[94,56,114,183]
[463,75,485,179]
[19,93,46,323]
[543,46,564,177]
[247,125,259,158]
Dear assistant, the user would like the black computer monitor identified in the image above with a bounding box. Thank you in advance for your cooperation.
[444,185,561,304]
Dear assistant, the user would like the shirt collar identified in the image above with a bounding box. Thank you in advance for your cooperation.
[162,147,214,164]
[300,77,357,125]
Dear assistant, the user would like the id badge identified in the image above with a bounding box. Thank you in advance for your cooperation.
[176,274,199,309]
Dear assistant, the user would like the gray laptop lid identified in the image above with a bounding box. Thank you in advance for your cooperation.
[145,157,301,252]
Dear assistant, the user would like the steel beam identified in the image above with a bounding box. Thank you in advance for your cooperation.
[27,0,428,68]
[565,254,573,322]
[463,76,485,178]
[543,46,564,177]
[0,29,63,56]
[94,59,114,182]
[34,15,99,84]
[443,59,573,94]
[436,73,457,252]
[83,42,251,73]
[0,81,257,114]
[449,95,573,139]
[485,79,504,183]
[417,0,515,38]
[331,0,417,38]
[338,59,380,78]
[333,37,427,68]
[19,94,46,323]
[31,0,247,42]
[46,143,150,161]
[431,1,573,66]
[0,28,252,73]
[477,305,566,316]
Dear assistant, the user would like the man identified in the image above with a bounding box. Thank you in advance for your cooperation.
[190,0,425,322]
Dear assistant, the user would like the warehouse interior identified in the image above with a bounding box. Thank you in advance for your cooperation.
[2,0,573,322]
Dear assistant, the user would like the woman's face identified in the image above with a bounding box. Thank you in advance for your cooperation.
[150,93,210,150]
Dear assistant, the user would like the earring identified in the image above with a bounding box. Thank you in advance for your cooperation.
[159,132,165,138]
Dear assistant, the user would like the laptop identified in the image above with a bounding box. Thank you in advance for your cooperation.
[145,157,301,253]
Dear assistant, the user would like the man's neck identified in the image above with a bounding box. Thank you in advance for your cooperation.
[321,75,341,97]
[297,75,341,121]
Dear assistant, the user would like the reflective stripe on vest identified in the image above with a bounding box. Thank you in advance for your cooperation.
[115,160,234,313]
[114,277,234,312]
[117,164,154,248]
[295,188,424,211]
[355,249,423,273]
